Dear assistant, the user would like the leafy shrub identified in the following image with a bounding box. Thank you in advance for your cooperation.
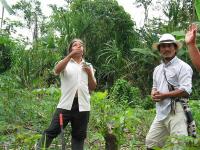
[0,34,14,73]
[0,85,61,148]
[110,79,141,106]
[189,100,200,134]
[163,135,200,150]
[141,95,155,110]
[89,91,155,149]
[110,79,154,109]
[10,48,60,88]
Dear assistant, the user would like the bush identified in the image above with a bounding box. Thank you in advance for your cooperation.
[110,79,154,109]
[10,48,60,88]
[110,79,141,106]
[0,34,14,73]
[163,135,200,150]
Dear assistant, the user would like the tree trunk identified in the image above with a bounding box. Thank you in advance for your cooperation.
[33,13,38,49]
[1,6,4,29]
[104,132,118,150]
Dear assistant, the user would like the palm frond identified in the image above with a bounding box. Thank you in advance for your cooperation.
[195,0,200,20]
[0,0,14,14]
[131,48,158,58]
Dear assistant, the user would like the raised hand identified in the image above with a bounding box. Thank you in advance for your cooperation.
[82,63,92,75]
[69,49,83,58]
[185,23,198,45]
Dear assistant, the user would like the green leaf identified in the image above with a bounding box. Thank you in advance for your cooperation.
[171,31,185,37]
[131,48,158,57]
[195,0,200,20]
[0,0,15,14]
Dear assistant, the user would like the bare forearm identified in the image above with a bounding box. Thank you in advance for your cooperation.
[188,44,200,71]
[153,89,189,102]
[88,72,97,91]
[54,55,71,75]
[164,89,189,99]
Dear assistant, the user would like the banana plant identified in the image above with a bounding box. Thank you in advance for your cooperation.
[195,0,200,20]
[0,0,14,14]
[0,0,14,29]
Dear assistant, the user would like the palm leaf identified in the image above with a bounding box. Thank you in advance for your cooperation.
[131,48,158,58]
[195,0,200,20]
[171,31,185,37]
[172,29,200,40]
[0,0,14,14]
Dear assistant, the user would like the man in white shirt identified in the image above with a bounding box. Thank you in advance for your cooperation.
[36,39,97,150]
[145,34,193,149]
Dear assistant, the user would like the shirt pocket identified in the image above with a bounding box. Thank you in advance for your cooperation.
[166,70,177,85]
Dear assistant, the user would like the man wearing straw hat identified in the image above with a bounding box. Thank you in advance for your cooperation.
[145,33,193,149]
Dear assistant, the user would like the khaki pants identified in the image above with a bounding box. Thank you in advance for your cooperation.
[145,102,188,148]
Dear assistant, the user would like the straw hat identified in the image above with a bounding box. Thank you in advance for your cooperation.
[152,33,182,50]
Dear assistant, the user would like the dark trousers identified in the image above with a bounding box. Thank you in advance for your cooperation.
[37,98,90,149]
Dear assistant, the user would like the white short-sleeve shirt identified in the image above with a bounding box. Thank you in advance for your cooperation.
[57,59,95,111]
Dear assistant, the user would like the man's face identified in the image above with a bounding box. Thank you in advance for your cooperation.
[159,43,177,59]
[71,41,84,52]
[70,40,84,57]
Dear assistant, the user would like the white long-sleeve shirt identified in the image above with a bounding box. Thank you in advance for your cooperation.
[153,56,193,121]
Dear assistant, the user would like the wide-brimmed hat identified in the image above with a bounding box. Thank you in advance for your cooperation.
[152,33,182,50]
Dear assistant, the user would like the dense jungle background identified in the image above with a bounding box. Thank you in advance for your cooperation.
[1,0,200,149]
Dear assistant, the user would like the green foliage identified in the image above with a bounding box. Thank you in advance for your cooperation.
[195,0,200,20]
[0,44,11,73]
[0,33,14,73]
[0,84,61,148]
[1,0,200,149]
[69,0,138,52]
[162,0,196,32]
[10,48,60,88]
[12,0,43,29]
[13,132,41,149]
[0,81,199,149]
[163,135,200,150]
[0,0,15,14]
[110,79,154,109]
[97,40,135,84]
[50,0,140,88]
[89,91,155,149]
[110,79,140,106]
[190,101,200,133]
[131,48,158,58]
